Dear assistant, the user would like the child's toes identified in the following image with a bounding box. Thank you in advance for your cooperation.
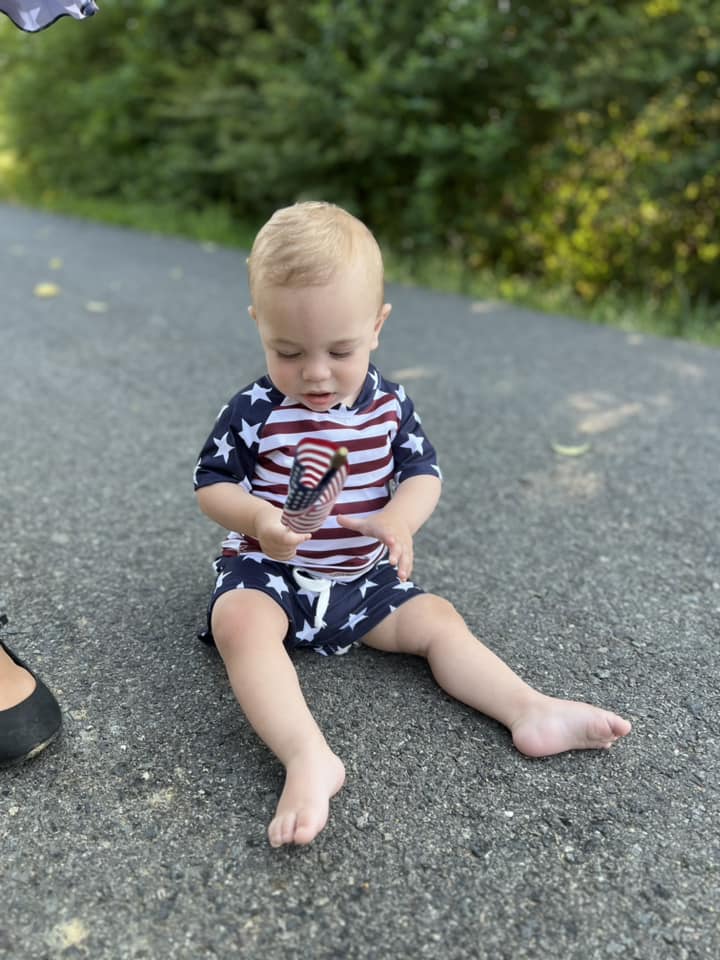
[589,712,627,748]
[268,812,297,848]
[611,714,632,738]
[292,809,325,846]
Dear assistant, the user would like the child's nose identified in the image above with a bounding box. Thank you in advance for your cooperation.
[303,356,331,382]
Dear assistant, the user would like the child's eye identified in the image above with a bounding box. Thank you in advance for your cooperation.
[277,351,301,360]
[330,351,353,359]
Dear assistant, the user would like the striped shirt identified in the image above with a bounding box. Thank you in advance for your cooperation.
[194,365,441,578]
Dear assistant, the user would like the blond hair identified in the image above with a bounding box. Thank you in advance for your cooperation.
[247,201,384,307]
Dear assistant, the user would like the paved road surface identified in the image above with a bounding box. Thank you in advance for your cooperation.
[1,204,718,959]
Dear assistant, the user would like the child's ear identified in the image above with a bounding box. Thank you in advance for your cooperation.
[371,303,391,349]
[248,305,257,323]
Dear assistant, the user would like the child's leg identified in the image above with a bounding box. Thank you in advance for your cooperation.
[362,594,631,756]
[211,590,345,847]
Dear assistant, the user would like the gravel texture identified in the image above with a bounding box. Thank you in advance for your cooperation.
[1,205,718,960]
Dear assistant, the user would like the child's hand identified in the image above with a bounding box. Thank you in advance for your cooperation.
[255,506,311,561]
[337,513,414,580]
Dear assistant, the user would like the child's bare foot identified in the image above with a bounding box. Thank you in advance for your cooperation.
[268,747,346,848]
[511,694,631,758]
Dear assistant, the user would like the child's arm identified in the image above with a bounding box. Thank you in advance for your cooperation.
[196,484,310,562]
[337,474,441,581]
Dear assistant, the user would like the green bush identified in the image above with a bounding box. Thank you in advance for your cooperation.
[509,1,720,304]
[1,0,717,311]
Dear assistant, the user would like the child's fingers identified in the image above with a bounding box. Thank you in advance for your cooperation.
[396,542,413,581]
[337,515,364,532]
[265,532,311,559]
[338,515,401,557]
[339,514,390,545]
[339,515,413,577]
[282,529,312,544]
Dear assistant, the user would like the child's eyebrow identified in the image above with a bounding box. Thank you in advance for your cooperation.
[268,337,361,350]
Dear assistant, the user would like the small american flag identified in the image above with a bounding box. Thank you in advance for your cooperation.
[281,438,348,534]
[0,1,98,32]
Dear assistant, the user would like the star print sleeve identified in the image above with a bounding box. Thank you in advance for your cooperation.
[391,388,441,484]
[193,388,265,492]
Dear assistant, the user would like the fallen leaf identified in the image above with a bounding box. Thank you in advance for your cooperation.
[470,300,504,313]
[85,300,109,313]
[53,919,88,950]
[552,442,591,457]
[578,403,642,434]
[34,282,61,298]
[389,366,434,380]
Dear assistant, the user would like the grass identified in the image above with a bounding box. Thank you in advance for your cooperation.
[0,186,256,249]
[382,247,720,348]
[2,181,719,349]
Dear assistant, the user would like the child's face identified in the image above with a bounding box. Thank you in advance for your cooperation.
[252,264,390,412]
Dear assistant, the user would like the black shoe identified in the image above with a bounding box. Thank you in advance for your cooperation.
[0,639,62,767]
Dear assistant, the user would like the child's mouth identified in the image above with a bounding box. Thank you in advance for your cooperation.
[302,392,335,407]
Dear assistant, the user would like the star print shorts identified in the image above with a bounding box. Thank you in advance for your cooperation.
[204,555,425,656]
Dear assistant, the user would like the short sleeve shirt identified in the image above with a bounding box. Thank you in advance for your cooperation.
[194,364,441,578]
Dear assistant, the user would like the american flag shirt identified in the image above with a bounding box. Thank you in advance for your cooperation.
[194,365,441,579]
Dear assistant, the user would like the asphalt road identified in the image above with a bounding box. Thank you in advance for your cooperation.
[1,204,718,960]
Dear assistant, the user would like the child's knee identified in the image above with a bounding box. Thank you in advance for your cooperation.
[419,594,463,627]
[211,590,287,654]
[395,594,465,654]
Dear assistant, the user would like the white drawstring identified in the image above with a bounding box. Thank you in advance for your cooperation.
[292,569,333,629]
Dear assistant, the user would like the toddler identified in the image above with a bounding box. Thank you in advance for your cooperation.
[194,202,631,848]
